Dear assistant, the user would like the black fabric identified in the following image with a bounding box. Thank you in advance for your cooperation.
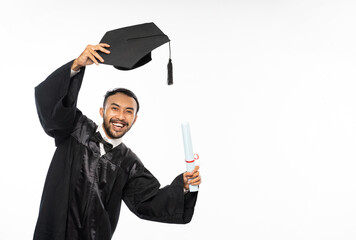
[92,131,113,153]
[33,61,198,240]
[114,53,152,71]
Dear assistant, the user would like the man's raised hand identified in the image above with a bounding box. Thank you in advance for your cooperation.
[71,43,110,71]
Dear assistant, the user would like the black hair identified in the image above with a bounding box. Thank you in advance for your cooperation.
[103,88,140,113]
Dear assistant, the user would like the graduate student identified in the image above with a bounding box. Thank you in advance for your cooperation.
[33,23,201,240]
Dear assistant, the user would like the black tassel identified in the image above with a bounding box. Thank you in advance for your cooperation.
[167,58,173,85]
[167,41,173,85]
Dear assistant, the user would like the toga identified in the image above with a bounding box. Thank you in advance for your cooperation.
[33,60,198,240]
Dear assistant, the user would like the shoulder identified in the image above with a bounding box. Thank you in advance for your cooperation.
[70,114,98,145]
[118,143,145,178]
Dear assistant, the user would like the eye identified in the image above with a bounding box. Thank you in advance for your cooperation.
[126,110,133,114]
[112,107,118,111]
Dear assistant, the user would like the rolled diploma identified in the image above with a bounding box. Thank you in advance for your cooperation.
[181,122,199,192]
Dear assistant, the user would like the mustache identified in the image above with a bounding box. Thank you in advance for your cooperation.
[109,118,128,126]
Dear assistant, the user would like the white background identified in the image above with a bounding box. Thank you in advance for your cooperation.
[1,0,356,239]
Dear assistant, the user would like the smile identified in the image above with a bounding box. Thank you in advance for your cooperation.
[110,120,128,131]
[112,122,124,128]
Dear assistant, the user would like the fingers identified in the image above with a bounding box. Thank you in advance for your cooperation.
[87,47,102,65]
[184,166,201,186]
[189,166,200,175]
[184,167,199,179]
[87,43,111,65]
[98,43,111,54]
[188,175,201,186]
[75,43,111,68]
[187,171,201,184]
[182,165,202,191]
[98,43,110,47]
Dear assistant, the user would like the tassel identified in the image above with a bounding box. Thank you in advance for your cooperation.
[167,41,173,85]
[167,58,173,85]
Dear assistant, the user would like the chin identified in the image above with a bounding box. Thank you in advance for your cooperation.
[109,129,126,139]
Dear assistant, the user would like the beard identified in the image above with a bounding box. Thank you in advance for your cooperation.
[102,115,132,139]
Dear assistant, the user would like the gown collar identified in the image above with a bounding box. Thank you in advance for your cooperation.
[98,124,123,148]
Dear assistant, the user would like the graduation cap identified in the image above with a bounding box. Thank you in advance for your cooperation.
[98,22,173,85]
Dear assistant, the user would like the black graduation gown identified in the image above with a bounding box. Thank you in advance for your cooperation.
[33,60,198,240]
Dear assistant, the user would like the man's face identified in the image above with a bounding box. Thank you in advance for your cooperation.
[100,93,138,139]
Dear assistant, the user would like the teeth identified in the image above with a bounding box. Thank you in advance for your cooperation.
[113,123,124,127]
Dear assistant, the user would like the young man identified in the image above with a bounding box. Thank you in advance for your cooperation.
[33,44,201,240]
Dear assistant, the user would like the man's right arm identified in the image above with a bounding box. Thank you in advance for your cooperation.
[35,60,85,146]
[34,43,110,146]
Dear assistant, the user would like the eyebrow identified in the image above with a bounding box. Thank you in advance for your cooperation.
[110,103,135,111]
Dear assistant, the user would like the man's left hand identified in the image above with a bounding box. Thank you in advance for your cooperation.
[183,166,201,191]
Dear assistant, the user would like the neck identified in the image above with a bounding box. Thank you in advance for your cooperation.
[101,124,111,139]
[99,124,123,147]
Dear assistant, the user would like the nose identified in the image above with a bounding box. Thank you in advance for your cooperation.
[115,109,126,121]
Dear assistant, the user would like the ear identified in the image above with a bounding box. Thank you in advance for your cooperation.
[100,107,104,118]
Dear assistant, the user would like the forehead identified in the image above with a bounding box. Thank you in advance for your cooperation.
[105,92,137,110]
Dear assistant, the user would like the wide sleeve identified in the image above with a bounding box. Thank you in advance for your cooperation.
[123,166,198,224]
[34,60,86,146]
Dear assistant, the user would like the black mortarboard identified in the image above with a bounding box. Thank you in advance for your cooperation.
[98,22,173,85]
